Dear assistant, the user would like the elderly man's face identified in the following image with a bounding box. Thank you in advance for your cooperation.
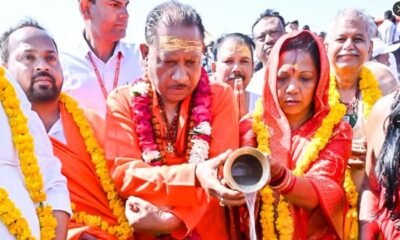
[325,16,372,74]
[144,24,204,106]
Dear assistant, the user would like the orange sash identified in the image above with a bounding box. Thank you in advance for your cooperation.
[51,101,125,240]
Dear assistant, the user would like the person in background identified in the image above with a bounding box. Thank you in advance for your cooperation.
[370,37,400,81]
[288,20,299,32]
[105,1,244,239]
[60,0,142,118]
[378,10,396,45]
[325,8,395,195]
[246,9,286,110]
[251,9,286,73]
[211,32,255,117]
[318,31,327,43]
[302,25,310,31]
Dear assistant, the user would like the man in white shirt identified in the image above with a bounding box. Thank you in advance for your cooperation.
[60,0,143,118]
[370,37,400,81]
[246,9,286,110]
[0,68,70,238]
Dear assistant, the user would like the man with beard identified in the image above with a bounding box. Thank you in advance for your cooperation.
[0,24,71,240]
[246,9,286,108]
[211,33,255,118]
[60,0,142,118]
[0,19,139,239]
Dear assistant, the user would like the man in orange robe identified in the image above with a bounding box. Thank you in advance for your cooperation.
[3,20,134,239]
[105,2,244,239]
[51,103,131,240]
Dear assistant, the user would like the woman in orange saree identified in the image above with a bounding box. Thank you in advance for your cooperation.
[239,30,352,239]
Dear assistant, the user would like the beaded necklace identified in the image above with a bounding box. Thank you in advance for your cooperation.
[157,95,181,155]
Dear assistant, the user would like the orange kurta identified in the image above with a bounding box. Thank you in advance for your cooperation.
[51,101,131,240]
[105,81,239,239]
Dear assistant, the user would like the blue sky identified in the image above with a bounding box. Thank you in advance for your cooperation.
[0,0,395,49]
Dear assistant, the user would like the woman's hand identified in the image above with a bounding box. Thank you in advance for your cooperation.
[268,155,286,182]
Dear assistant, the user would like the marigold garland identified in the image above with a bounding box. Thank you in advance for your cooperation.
[0,189,34,240]
[329,66,381,240]
[359,66,382,118]
[330,66,381,119]
[0,66,56,239]
[253,77,347,239]
[254,66,381,239]
[59,93,132,239]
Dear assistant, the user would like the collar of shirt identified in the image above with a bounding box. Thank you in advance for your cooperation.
[48,117,67,144]
[76,31,126,62]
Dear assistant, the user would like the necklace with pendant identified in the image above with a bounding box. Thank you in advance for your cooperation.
[158,95,181,155]
[340,87,360,128]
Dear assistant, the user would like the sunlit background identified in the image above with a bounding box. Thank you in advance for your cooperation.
[0,0,395,50]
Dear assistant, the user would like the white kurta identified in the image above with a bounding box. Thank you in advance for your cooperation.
[0,70,71,239]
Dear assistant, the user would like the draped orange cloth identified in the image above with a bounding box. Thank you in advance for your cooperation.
[239,31,352,239]
[105,81,239,239]
[50,101,130,240]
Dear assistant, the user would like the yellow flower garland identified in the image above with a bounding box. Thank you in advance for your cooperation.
[0,66,56,240]
[253,81,347,239]
[59,93,132,239]
[255,66,381,239]
[330,66,382,119]
[330,66,381,240]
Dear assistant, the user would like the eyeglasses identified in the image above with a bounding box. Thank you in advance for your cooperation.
[254,31,283,43]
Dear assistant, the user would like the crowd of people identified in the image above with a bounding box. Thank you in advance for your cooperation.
[1,0,400,239]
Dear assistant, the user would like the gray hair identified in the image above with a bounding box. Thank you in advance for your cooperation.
[327,9,376,40]
[144,1,205,45]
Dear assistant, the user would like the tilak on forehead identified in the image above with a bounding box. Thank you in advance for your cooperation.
[279,50,301,72]
[158,36,203,53]
[224,41,252,57]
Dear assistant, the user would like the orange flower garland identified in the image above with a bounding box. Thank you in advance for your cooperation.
[329,66,382,240]
[253,65,381,239]
[59,93,132,239]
